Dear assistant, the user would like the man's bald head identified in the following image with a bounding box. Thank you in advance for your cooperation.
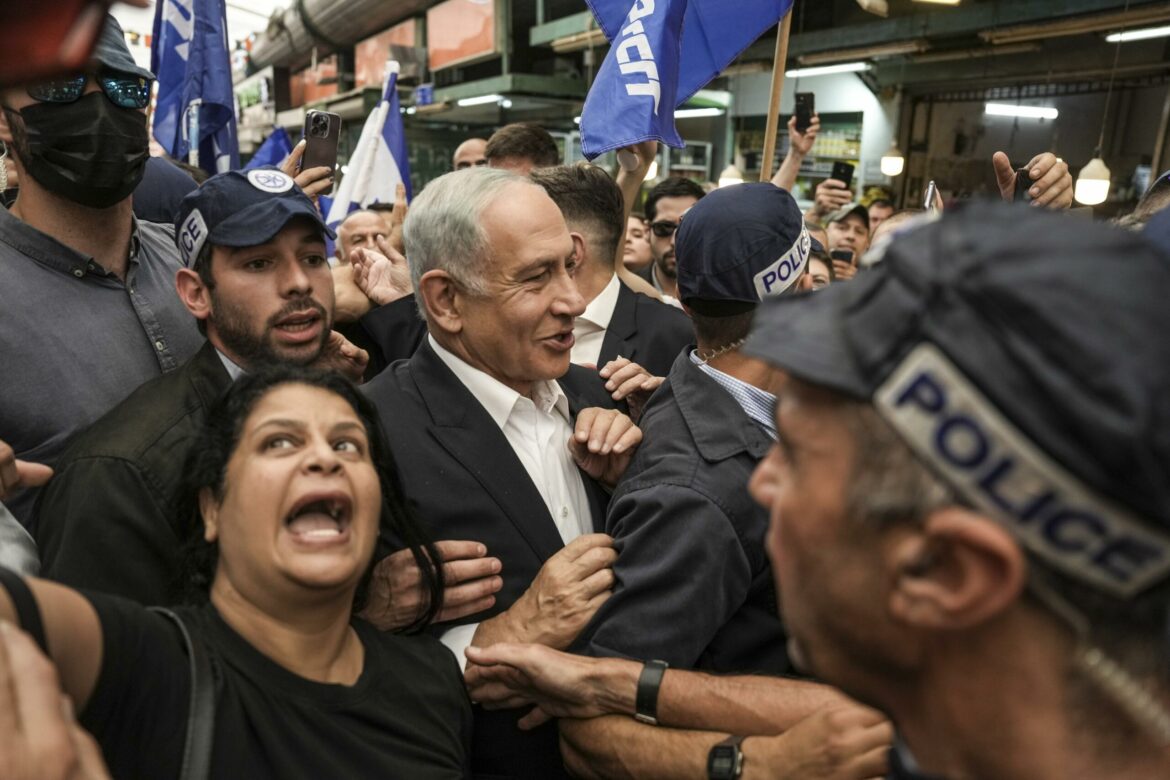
[453,138,488,171]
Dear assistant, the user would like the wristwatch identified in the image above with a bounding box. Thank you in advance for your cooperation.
[707,735,746,780]
[634,659,669,725]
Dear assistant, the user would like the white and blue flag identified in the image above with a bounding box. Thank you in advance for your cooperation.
[244,127,293,171]
[151,0,239,174]
[326,63,412,231]
[581,0,793,159]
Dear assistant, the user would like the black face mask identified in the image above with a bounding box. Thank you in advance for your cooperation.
[14,92,148,209]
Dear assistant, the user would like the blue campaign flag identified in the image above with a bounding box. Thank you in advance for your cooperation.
[326,63,412,230]
[151,0,240,175]
[581,0,793,159]
[243,127,293,171]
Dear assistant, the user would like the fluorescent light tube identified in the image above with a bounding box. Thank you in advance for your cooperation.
[1105,25,1170,43]
[457,94,504,107]
[984,103,1058,120]
[785,62,871,78]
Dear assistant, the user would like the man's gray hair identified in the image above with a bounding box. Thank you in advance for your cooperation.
[404,167,534,311]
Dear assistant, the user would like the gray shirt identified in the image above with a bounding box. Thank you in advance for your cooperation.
[0,207,202,524]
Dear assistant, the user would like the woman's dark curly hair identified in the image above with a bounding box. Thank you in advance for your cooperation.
[174,366,444,633]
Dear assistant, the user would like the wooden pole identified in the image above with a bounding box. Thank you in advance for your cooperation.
[759,13,793,183]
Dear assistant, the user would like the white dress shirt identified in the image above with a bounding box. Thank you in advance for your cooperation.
[428,335,593,666]
[571,273,622,367]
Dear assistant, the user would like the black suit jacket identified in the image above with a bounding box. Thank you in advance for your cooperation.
[359,295,427,367]
[362,340,614,780]
[597,283,692,377]
[34,341,231,604]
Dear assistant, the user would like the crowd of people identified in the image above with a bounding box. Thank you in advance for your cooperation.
[1,12,1169,780]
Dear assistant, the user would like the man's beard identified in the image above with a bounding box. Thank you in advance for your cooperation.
[211,292,331,369]
[654,249,677,280]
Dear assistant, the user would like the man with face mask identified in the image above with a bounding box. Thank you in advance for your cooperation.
[0,16,203,525]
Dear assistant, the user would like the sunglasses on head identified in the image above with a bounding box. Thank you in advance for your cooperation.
[649,220,681,238]
[27,69,153,110]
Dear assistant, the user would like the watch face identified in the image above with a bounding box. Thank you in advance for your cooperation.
[711,753,735,772]
[708,746,739,780]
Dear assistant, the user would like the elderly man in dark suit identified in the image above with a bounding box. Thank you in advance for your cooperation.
[362,167,641,780]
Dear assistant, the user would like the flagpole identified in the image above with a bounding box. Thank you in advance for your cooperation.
[759,13,793,183]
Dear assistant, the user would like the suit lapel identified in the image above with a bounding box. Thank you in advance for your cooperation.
[598,284,638,368]
[409,343,567,562]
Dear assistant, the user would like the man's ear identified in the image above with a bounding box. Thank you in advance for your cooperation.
[569,231,588,273]
[887,506,1026,631]
[199,487,221,543]
[417,269,462,336]
[175,267,212,324]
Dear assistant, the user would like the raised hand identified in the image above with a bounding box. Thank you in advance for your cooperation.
[351,236,413,306]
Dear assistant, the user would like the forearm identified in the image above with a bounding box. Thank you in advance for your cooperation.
[580,659,847,734]
[560,716,721,780]
[772,149,804,193]
[658,671,848,734]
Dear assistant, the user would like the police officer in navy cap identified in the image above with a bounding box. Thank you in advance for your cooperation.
[553,183,895,777]
[743,201,1170,779]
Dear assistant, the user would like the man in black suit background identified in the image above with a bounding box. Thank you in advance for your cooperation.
[361,167,642,779]
[530,163,692,380]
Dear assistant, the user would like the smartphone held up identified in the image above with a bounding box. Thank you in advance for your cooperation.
[303,110,342,177]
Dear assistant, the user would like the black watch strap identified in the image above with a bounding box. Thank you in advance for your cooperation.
[634,659,669,725]
[707,735,747,780]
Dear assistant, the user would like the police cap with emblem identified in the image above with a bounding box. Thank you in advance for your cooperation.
[744,202,1170,598]
[675,182,813,316]
[173,166,334,269]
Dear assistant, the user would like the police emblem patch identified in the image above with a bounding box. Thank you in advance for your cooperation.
[246,169,294,194]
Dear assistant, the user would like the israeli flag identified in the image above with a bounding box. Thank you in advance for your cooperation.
[581,0,793,159]
[151,0,240,174]
[326,63,412,231]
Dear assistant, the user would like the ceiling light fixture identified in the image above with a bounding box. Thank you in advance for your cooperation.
[674,107,724,119]
[984,103,1058,120]
[785,62,871,78]
[1105,24,1170,43]
[456,94,504,107]
[1076,0,1130,206]
[880,141,905,177]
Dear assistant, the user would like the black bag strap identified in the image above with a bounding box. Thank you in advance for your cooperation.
[150,607,215,780]
[0,567,47,653]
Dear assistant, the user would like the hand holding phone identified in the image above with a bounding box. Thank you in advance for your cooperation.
[830,249,857,281]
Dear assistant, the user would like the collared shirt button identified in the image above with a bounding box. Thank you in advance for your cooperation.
[154,339,166,352]
[561,506,569,519]
[72,268,84,278]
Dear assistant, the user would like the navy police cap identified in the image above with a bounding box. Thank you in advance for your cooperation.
[675,183,810,316]
[173,167,334,268]
[745,202,1170,598]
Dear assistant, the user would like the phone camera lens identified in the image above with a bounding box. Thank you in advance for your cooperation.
[310,114,330,137]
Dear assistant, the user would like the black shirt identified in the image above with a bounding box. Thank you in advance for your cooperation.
[80,594,472,779]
